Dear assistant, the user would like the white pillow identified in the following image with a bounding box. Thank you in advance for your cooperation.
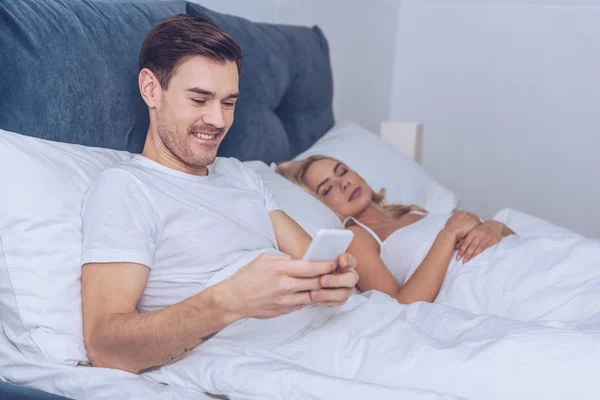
[0,129,131,365]
[244,161,342,237]
[291,121,459,213]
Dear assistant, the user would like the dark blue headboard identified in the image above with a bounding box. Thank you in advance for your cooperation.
[0,0,334,163]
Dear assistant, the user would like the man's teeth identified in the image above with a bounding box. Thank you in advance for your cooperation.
[193,132,216,140]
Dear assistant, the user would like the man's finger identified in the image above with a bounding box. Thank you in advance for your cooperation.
[280,292,315,307]
[320,270,359,289]
[279,276,323,293]
[336,253,356,271]
[310,287,355,304]
[320,300,349,308]
[280,260,336,278]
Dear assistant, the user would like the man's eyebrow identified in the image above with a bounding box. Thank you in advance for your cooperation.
[186,88,240,100]
[316,178,330,196]
[186,88,214,97]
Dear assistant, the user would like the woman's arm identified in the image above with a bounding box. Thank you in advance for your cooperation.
[345,225,404,298]
[269,210,312,259]
[347,225,460,304]
[348,211,481,304]
[395,228,459,303]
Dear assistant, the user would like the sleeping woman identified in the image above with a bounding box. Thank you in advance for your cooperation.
[277,155,600,322]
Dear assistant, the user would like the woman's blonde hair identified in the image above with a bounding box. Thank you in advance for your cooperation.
[276,155,426,220]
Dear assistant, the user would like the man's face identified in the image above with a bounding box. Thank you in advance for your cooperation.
[154,56,239,174]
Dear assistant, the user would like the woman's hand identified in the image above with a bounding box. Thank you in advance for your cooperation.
[455,220,512,263]
[444,211,482,242]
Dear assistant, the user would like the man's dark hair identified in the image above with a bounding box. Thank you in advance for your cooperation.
[139,14,243,89]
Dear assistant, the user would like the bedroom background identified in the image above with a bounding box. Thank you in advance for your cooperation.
[194,0,600,239]
[1,1,599,398]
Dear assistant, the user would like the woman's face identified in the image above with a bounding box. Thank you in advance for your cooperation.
[302,158,372,218]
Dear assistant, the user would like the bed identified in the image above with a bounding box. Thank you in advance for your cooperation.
[2,1,600,399]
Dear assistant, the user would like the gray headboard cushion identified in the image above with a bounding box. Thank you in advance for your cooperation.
[186,3,334,162]
[0,0,335,163]
[0,0,187,151]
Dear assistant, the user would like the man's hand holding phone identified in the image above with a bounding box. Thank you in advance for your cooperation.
[303,229,358,306]
[224,230,358,320]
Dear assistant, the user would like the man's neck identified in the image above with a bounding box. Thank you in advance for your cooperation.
[141,129,209,176]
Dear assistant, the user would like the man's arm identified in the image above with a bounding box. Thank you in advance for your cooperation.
[82,262,237,373]
[269,210,312,259]
[82,169,358,373]
[82,254,358,374]
[243,163,311,260]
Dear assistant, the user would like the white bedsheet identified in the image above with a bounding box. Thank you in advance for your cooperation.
[145,208,600,400]
[2,208,599,400]
[0,320,211,399]
[436,211,600,321]
[147,292,600,400]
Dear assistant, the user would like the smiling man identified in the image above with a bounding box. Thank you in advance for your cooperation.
[138,21,241,175]
[80,14,358,374]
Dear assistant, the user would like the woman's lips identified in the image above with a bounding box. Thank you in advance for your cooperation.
[349,187,361,202]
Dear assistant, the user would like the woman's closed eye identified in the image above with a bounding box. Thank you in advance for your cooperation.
[323,186,332,197]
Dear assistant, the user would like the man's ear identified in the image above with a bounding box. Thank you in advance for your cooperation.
[139,68,161,108]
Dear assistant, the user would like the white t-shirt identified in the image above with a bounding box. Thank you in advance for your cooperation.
[82,155,281,312]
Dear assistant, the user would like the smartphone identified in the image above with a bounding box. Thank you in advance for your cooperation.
[303,229,354,262]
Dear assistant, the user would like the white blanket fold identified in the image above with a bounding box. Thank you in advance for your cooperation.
[145,292,600,400]
[142,209,600,400]
[436,233,600,322]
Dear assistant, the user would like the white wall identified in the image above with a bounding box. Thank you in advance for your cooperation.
[391,0,600,238]
[192,0,400,133]
[190,0,599,237]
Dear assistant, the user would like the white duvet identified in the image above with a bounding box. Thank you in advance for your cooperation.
[4,208,600,400]
[436,233,600,321]
[143,208,600,400]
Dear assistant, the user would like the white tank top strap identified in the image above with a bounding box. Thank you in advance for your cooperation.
[343,217,383,245]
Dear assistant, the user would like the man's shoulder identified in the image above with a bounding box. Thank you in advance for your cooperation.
[90,158,151,194]
[94,161,138,183]
[84,159,158,212]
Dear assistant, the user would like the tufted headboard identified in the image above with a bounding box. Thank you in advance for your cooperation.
[0,0,334,163]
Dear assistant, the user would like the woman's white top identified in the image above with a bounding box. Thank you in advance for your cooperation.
[344,212,453,284]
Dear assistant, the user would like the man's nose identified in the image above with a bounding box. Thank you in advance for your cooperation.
[202,103,226,129]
